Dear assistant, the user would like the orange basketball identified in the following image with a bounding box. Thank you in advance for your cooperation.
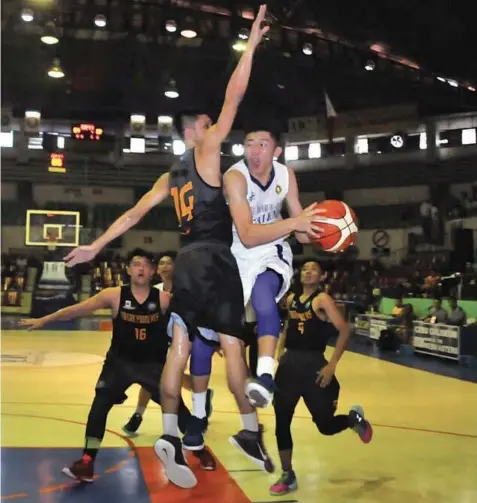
[311,200,358,252]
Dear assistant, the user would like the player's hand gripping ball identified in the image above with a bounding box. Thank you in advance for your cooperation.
[310,200,358,252]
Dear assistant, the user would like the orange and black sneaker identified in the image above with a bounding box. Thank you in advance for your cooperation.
[62,454,95,483]
[193,447,216,471]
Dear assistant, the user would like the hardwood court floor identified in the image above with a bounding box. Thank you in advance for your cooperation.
[1,329,477,503]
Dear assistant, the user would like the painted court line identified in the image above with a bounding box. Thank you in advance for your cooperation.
[3,403,477,439]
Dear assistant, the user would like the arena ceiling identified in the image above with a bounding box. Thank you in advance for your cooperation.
[2,0,476,129]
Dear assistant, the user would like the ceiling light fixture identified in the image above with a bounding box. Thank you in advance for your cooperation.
[48,58,65,79]
[180,18,197,38]
[21,8,34,22]
[94,14,107,28]
[165,20,177,33]
[164,80,179,99]
[232,40,247,52]
[302,43,313,56]
[41,22,59,45]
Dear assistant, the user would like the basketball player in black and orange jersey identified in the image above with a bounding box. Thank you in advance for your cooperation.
[19,249,197,481]
[63,6,281,488]
[123,252,215,444]
[269,260,373,497]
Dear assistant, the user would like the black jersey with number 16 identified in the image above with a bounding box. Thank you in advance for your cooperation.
[169,148,233,246]
[110,285,169,363]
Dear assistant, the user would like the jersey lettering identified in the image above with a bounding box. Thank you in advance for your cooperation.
[171,181,194,224]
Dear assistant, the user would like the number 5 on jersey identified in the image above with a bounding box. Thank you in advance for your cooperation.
[171,182,194,224]
[298,321,305,334]
[135,328,147,340]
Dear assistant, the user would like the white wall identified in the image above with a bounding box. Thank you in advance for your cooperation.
[344,185,429,207]
[354,227,420,260]
[1,182,17,201]
[32,185,135,206]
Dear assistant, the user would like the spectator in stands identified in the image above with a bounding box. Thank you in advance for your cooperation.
[423,269,440,296]
[155,252,175,292]
[391,298,404,317]
[424,298,448,323]
[446,297,467,326]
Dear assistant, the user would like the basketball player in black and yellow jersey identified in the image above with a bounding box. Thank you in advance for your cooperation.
[269,260,373,497]
[19,249,195,482]
[63,6,292,488]
[122,252,215,441]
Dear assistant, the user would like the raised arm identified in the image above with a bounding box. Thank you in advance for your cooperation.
[18,287,118,331]
[285,168,311,244]
[204,5,269,147]
[224,170,322,248]
[65,173,170,267]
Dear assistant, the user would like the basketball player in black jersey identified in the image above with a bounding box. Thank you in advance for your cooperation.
[269,260,373,496]
[63,5,321,488]
[64,5,274,488]
[19,249,194,482]
[122,252,215,442]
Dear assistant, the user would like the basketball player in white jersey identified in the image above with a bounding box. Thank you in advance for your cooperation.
[224,124,318,408]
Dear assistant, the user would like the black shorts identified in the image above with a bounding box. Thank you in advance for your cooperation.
[274,349,340,416]
[95,351,164,404]
[170,241,245,339]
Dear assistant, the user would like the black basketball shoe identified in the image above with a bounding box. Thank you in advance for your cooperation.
[229,424,275,473]
[122,413,143,436]
[154,434,197,488]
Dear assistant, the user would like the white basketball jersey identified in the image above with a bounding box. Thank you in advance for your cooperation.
[227,159,289,254]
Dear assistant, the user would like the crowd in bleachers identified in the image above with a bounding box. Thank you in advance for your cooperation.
[1,254,28,307]
[2,247,476,311]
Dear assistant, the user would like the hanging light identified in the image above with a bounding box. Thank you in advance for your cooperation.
[94,14,107,28]
[164,80,179,99]
[180,17,197,38]
[41,22,59,45]
[165,20,177,33]
[302,43,313,56]
[48,58,65,79]
[21,8,34,22]
[365,60,375,71]
[238,28,249,40]
[232,40,247,52]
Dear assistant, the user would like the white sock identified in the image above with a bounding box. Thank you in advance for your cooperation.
[192,391,207,419]
[256,356,275,378]
[135,405,146,416]
[241,412,259,432]
[163,413,179,436]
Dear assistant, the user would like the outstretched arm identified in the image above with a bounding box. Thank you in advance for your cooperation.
[224,170,322,248]
[18,287,118,330]
[65,173,170,266]
[204,5,269,147]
